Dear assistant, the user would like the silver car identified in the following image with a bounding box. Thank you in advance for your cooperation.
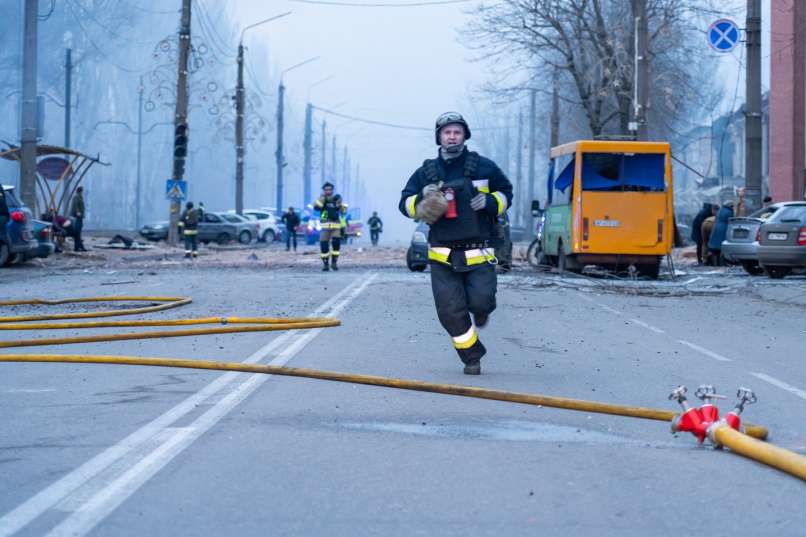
[757,202,806,279]
[722,203,785,275]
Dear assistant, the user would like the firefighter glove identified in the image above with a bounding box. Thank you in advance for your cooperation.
[470,192,488,211]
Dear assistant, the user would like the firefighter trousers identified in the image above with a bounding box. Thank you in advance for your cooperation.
[430,262,496,364]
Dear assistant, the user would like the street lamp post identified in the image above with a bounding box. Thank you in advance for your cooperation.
[304,76,333,206]
[235,12,291,215]
[276,56,319,212]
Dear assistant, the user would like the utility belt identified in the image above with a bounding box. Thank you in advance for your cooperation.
[428,246,497,269]
[431,240,491,250]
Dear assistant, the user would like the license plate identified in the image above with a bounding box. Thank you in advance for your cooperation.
[733,229,749,239]
[594,220,620,228]
[768,232,788,241]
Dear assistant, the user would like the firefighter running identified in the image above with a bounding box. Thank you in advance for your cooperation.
[399,112,513,375]
[314,182,348,271]
[179,201,199,259]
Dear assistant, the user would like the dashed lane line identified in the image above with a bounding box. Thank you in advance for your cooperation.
[0,273,379,537]
[676,340,732,362]
[751,372,806,401]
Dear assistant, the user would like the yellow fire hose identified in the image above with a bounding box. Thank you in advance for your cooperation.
[1,297,804,482]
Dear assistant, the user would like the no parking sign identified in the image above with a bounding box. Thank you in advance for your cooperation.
[707,19,740,53]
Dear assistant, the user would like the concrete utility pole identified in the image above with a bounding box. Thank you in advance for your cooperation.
[321,120,327,187]
[331,134,337,184]
[235,43,245,215]
[275,81,286,211]
[631,0,649,140]
[515,108,523,227]
[745,0,763,210]
[342,146,348,199]
[550,71,560,148]
[65,48,72,148]
[19,0,39,208]
[527,88,537,233]
[136,77,144,229]
[236,13,291,214]
[168,0,192,246]
[303,103,313,207]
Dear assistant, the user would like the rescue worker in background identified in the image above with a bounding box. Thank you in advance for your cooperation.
[314,182,347,271]
[368,211,383,246]
[399,112,513,375]
[281,206,301,251]
[179,201,199,259]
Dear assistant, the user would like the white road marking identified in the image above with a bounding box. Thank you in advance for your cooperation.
[3,388,56,394]
[578,294,622,315]
[629,318,665,334]
[0,273,378,537]
[676,340,732,362]
[751,372,806,401]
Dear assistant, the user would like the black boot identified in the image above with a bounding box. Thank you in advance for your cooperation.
[331,256,338,271]
[463,359,481,375]
[322,257,330,271]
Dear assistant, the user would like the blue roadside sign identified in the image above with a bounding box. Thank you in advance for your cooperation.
[708,19,739,53]
[165,179,187,201]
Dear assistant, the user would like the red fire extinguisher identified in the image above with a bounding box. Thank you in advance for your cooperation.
[445,188,457,219]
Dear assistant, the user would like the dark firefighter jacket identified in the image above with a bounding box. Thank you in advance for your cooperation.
[399,148,513,268]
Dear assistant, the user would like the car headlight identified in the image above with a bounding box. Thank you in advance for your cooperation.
[412,231,427,243]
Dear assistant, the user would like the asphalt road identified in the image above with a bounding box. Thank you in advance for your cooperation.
[1,262,804,536]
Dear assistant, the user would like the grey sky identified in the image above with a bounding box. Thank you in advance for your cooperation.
[233,0,485,240]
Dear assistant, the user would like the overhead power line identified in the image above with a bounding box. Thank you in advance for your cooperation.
[312,106,430,131]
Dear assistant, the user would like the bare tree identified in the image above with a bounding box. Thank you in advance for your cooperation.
[464,0,721,139]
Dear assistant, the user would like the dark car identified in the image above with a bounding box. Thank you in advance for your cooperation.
[139,221,171,241]
[757,202,806,279]
[139,213,259,245]
[406,222,429,272]
[23,219,55,261]
[1,184,38,266]
[204,212,258,245]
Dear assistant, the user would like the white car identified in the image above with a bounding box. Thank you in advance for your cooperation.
[242,209,280,242]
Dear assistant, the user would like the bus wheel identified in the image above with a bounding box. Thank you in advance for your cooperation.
[638,262,660,280]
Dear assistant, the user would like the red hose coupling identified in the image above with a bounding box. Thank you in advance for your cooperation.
[672,407,707,443]
[724,412,741,431]
[444,188,457,219]
[699,403,720,425]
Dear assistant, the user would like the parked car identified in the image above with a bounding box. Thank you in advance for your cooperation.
[23,219,55,261]
[757,202,806,279]
[722,203,785,275]
[1,184,38,266]
[139,212,259,245]
[230,209,279,243]
[406,222,429,272]
[207,212,258,245]
[139,221,172,242]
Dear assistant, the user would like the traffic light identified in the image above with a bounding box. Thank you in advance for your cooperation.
[174,123,188,159]
[173,123,188,179]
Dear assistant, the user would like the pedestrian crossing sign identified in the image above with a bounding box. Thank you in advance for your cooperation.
[165,179,187,201]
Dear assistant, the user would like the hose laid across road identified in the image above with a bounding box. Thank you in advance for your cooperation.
[3,296,805,482]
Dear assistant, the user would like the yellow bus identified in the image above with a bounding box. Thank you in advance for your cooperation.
[537,140,674,279]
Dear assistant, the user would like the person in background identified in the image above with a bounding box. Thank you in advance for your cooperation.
[69,186,87,252]
[691,202,713,265]
[281,206,301,251]
[708,200,734,266]
[763,195,773,208]
[367,211,383,246]
[701,205,718,266]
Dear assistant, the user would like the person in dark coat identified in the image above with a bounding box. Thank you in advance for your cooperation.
[691,202,714,265]
[708,201,734,265]
[281,206,301,251]
[69,186,87,252]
